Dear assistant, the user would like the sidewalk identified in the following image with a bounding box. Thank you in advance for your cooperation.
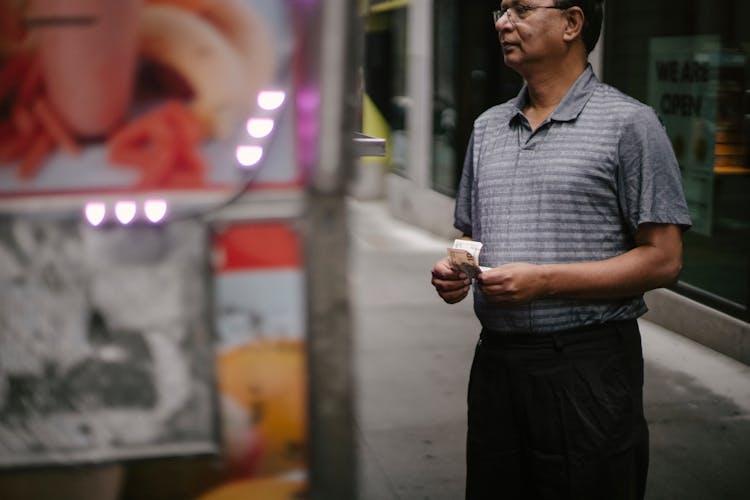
[348,199,750,500]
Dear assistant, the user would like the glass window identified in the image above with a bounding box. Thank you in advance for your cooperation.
[604,0,750,319]
[430,0,522,196]
[432,0,458,194]
[364,7,409,177]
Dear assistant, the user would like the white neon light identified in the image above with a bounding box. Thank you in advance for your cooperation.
[257,90,286,111]
[144,199,168,223]
[246,118,275,138]
[84,202,106,227]
[236,145,264,167]
[114,201,137,225]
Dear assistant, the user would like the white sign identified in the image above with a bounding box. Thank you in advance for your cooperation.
[648,35,720,236]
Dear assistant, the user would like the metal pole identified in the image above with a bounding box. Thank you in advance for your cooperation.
[305,0,363,498]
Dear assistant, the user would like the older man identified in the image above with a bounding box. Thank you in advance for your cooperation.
[430,1,691,498]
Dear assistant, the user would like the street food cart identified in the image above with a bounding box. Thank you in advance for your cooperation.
[0,0,371,498]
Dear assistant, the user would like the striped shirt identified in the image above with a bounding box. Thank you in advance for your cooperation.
[454,65,692,334]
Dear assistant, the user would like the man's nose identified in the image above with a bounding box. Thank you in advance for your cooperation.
[495,11,514,30]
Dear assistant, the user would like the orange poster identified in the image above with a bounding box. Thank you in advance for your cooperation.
[209,222,308,498]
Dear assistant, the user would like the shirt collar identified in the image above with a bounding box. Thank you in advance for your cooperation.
[507,64,599,125]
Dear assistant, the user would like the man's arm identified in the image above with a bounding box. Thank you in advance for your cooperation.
[476,223,683,303]
[435,128,477,304]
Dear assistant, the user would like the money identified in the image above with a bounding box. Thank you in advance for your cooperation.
[448,239,483,279]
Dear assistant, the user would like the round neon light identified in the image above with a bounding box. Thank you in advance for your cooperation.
[236,145,264,167]
[114,201,137,225]
[257,90,286,111]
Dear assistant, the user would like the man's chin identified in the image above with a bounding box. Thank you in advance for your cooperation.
[502,55,521,70]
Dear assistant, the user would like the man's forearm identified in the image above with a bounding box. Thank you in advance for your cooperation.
[476,223,683,303]
[538,244,682,300]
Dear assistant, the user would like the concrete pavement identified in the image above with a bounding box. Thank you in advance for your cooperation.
[348,199,750,500]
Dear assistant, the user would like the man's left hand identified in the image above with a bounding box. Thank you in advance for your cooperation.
[476,262,547,304]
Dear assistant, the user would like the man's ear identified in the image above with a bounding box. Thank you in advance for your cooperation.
[562,7,585,44]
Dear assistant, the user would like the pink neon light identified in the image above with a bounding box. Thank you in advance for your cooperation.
[257,90,286,111]
[246,118,275,138]
[144,199,168,223]
[235,145,264,167]
[114,201,137,225]
[84,202,106,226]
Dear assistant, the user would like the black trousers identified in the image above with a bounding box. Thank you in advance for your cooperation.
[466,320,649,500]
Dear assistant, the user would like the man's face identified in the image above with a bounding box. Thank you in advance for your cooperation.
[493,1,568,72]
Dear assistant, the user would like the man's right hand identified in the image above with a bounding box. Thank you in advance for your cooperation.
[431,257,471,304]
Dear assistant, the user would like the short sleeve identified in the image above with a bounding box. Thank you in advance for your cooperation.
[453,131,475,236]
[616,107,692,235]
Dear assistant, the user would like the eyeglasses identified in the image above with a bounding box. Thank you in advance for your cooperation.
[492,3,568,24]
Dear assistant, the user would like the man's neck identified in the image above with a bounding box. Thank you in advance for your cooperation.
[522,58,587,111]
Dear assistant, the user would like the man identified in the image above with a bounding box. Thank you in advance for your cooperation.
[430,1,691,499]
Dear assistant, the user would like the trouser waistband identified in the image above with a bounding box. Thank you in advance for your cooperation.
[479,319,638,351]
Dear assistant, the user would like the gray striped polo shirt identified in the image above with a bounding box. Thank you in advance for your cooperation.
[454,65,692,334]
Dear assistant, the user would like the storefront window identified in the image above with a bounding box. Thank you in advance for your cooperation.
[364,4,409,176]
[430,0,522,196]
[604,1,750,319]
[431,0,458,194]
